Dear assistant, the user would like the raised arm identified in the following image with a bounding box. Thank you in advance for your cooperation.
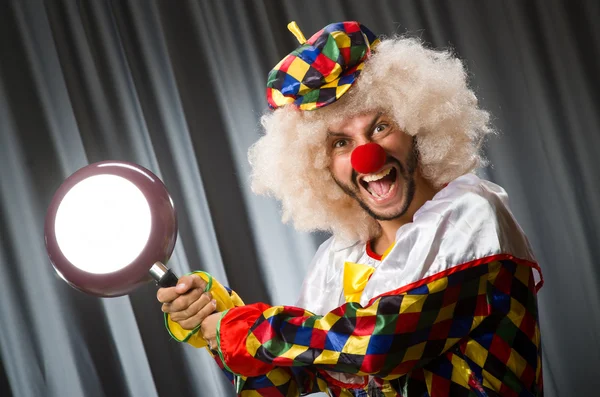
[215,258,542,389]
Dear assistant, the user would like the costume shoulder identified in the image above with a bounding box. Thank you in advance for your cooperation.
[362,173,540,303]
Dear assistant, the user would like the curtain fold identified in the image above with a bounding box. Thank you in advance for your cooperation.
[0,1,598,396]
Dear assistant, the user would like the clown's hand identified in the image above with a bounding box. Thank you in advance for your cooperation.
[200,312,220,351]
[157,274,217,330]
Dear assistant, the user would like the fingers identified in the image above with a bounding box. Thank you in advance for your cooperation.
[200,312,220,342]
[156,274,207,303]
[175,274,207,295]
[156,273,215,330]
[178,299,217,330]
[168,291,212,321]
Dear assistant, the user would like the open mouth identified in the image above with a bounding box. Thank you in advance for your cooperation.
[359,167,398,200]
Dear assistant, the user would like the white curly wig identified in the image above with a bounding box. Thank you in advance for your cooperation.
[248,36,495,243]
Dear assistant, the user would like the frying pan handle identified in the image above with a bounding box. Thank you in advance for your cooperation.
[149,262,179,288]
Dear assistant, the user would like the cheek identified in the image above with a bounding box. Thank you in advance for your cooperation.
[382,134,413,160]
[329,154,352,180]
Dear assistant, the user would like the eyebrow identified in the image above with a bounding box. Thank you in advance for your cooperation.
[326,112,383,138]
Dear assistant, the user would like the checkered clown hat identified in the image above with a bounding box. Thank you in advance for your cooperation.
[266,21,380,111]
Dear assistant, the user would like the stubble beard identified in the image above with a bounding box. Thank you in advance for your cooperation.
[332,148,418,221]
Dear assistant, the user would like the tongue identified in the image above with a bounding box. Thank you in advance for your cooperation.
[369,178,393,196]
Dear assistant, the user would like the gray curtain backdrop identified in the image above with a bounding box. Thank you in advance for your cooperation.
[0,0,598,396]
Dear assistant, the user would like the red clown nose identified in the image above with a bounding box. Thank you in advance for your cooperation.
[350,143,387,174]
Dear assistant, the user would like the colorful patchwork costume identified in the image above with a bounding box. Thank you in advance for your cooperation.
[165,21,544,396]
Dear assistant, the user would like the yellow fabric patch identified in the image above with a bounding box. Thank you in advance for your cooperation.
[331,30,351,48]
[380,242,395,260]
[358,300,379,316]
[404,341,426,361]
[341,334,370,355]
[507,350,527,378]
[287,57,310,83]
[400,294,426,313]
[314,349,341,365]
[315,313,342,331]
[343,262,375,303]
[435,302,456,323]
[507,297,526,327]
[323,64,344,83]
[424,369,434,393]
[299,82,311,94]
[514,263,532,286]
[482,369,502,391]
[443,337,461,352]
[269,88,294,106]
[322,76,342,88]
[464,340,488,368]
[266,367,292,386]
[279,344,309,360]
[471,315,487,331]
[246,330,262,356]
[428,277,449,293]
[262,306,284,319]
[165,315,206,348]
[298,101,315,111]
[450,354,471,388]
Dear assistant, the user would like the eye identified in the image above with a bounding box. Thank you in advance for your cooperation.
[333,139,348,149]
[373,123,388,134]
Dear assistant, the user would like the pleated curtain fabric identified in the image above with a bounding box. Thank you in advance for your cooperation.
[0,1,598,396]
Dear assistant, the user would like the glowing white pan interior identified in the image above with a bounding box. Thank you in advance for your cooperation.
[45,161,178,297]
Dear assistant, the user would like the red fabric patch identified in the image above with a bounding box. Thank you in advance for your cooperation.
[282,306,308,317]
[499,383,519,397]
[494,267,514,295]
[266,88,276,109]
[312,53,337,75]
[352,315,377,336]
[339,47,351,64]
[255,386,287,396]
[278,54,296,73]
[287,316,308,326]
[488,335,511,364]
[219,303,275,377]
[468,372,486,393]
[431,373,452,394]
[331,304,347,317]
[252,318,276,344]
[343,21,361,33]
[272,356,295,366]
[474,293,491,316]
[442,284,461,307]
[520,312,537,339]
[521,364,536,387]
[394,312,420,333]
[360,354,387,373]
[429,318,452,340]
[309,328,328,350]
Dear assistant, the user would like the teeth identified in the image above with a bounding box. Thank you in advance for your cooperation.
[363,167,392,182]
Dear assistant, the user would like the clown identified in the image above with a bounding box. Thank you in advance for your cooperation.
[158,21,544,396]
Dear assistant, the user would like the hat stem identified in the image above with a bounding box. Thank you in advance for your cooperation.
[287,21,306,44]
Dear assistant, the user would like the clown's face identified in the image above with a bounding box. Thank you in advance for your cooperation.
[326,111,422,221]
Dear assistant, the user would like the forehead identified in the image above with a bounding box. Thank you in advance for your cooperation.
[325,109,387,133]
